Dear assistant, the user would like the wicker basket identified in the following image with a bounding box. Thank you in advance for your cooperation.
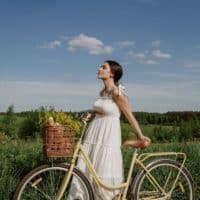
[44,125,76,158]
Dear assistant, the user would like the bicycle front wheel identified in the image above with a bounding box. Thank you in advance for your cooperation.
[133,159,195,200]
[13,163,94,200]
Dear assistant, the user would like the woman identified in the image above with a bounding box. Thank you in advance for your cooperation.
[69,60,150,199]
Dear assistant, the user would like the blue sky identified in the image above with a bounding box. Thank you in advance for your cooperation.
[0,0,200,112]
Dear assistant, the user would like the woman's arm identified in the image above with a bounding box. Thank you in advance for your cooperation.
[113,89,150,146]
[82,112,96,122]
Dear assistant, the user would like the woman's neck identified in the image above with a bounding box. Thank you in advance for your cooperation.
[103,79,116,91]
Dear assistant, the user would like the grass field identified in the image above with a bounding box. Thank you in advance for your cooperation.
[121,122,177,141]
[0,137,199,199]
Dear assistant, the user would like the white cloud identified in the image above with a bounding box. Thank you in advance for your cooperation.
[144,59,158,65]
[0,79,199,112]
[136,59,158,65]
[128,51,158,65]
[103,46,113,54]
[40,40,62,49]
[152,50,172,59]
[68,33,113,55]
[152,40,161,48]
[117,40,134,48]
[134,53,145,59]
[128,51,145,59]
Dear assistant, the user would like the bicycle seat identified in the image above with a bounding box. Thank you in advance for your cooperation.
[123,139,150,149]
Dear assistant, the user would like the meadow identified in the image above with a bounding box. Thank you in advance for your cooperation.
[0,125,199,199]
[0,108,200,199]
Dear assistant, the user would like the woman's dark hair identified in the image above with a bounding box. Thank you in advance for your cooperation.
[105,60,123,85]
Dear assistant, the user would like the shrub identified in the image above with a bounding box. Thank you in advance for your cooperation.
[0,105,17,138]
[18,118,39,139]
[179,119,200,141]
[152,126,180,143]
[38,111,83,135]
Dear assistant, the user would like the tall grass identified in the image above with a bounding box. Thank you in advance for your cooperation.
[0,139,43,199]
[0,139,199,199]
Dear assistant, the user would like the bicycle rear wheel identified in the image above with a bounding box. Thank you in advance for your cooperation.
[133,159,195,200]
[13,163,94,200]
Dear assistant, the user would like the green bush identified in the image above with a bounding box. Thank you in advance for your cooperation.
[38,110,83,135]
[179,119,200,141]
[16,107,83,139]
[18,118,38,138]
[152,126,180,142]
[0,105,17,138]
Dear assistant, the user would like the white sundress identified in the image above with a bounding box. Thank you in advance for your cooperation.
[68,86,126,200]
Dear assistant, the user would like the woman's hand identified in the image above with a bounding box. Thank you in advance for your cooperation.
[81,112,94,122]
[139,135,151,147]
[123,136,151,149]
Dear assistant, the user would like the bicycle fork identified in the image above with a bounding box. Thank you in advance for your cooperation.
[55,161,74,200]
[55,144,80,200]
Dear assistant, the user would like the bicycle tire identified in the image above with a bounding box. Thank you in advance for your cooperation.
[13,163,94,200]
[132,159,195,200]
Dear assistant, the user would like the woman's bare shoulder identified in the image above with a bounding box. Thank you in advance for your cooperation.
[112,86,120,97]
[112,85,127,99]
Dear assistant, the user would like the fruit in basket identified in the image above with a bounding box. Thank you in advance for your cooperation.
[48,117,55,126]
[47,117,61,127]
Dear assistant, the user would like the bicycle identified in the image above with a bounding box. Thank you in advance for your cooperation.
[13,119,195,200]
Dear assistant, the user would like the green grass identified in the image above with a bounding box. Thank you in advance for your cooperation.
[142,124,175,135]
[0,137,71,199]
[0,121,199,198]
[0,138,43,198]
[0,138,199,199]
[0,115,25,139]
[121,122,175,140]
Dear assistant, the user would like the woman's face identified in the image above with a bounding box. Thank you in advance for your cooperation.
[98,62,113,80]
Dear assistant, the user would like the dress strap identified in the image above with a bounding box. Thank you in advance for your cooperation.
[118,84,127,97]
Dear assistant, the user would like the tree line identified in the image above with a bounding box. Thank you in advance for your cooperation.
[121,111,200,125]
[121,111,200,142]
[0,105,200,142]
